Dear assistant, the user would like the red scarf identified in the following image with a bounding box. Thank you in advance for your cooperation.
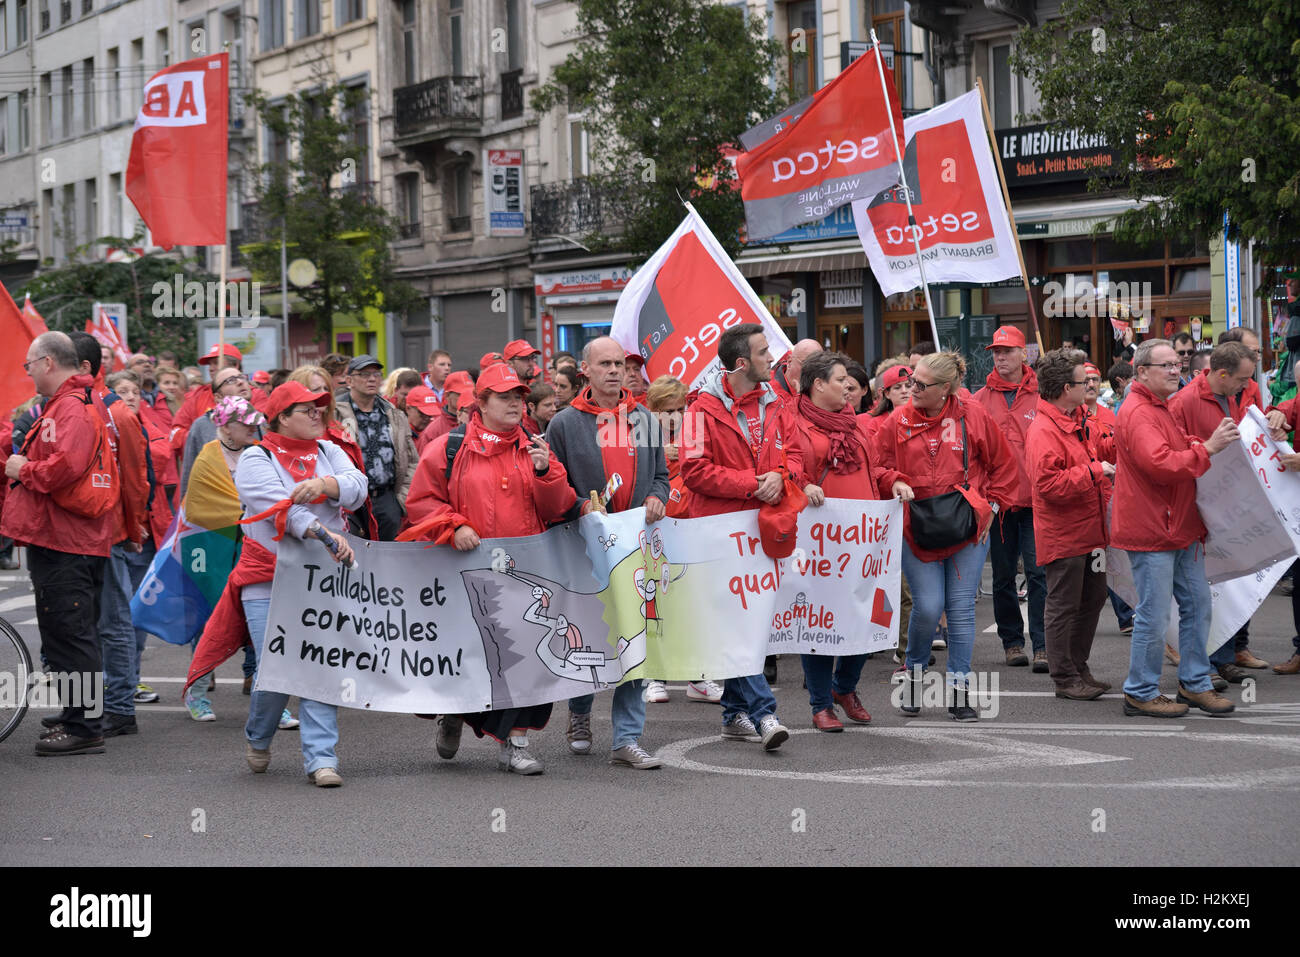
[569,386,638,418]
[260,431,320,481]
[568,387,638,512]
[467,409,524,456]
[797,395,864,474]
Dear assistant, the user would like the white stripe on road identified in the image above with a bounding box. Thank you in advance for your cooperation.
[0,594,35,613]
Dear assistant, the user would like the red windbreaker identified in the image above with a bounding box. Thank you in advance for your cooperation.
[971,364,1039,509]
[1169,368,1261,441]
[1270,396,1300,432]
[679,374,805,517]
[875,394,1017,561]
[1025,399,1110,564]
[0,375,116,557]
[104,398,150,546]
[140,415,175,546]
[1110,382,1211,552]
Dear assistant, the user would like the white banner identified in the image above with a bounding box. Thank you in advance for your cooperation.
[258,499,902,713]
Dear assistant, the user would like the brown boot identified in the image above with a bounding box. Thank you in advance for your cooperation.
[1164,643,1180,666]
[1123,694,1188,718]
[1273,654,1300,676]
[1176,684,1236,715]
[1079,668,1112,693]
[1234,648,1269,669]
[1055,681,1105,701]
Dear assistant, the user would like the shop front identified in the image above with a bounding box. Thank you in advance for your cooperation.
[533,264,634,370]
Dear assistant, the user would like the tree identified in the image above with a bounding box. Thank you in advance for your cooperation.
[1014,0,1300,270]
[246,81,420,341]
[531,0,787,260]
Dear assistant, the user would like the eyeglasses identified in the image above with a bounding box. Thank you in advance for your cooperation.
[910,378,942,393]
[1069,378,1089,386]
[1174,349,1194,357]
[353,370,383,380]
[292,406,324,419]
[1141,362,1182,371]
[21,355,49,373]
[218,374,249,388]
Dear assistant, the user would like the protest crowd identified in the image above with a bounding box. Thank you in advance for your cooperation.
[4,311,1300,787]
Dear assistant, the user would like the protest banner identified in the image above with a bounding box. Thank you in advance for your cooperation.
[257,498,902,713]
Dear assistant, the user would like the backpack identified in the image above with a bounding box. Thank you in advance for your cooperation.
[442,422,536,480]
[21,387,120,519]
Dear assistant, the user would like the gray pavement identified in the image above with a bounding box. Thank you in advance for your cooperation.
[1,559,1298,867]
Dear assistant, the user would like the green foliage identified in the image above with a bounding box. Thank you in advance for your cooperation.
[246,82,419,341]
[22,228,211,363]
[531,0,787,260]
[1014,0,1300,270]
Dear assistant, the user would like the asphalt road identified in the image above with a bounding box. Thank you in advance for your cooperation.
[2,559,1298,867]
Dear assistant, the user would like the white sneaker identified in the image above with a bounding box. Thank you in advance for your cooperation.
[758,715,789,751]
[278,709,299,730]
[499,736,544,775]
[721,713,762,742]
[567,711,592,754]
[645,680,669,703]
[686,679,723,703]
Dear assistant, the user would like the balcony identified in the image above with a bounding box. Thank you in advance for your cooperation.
[500,69,523,121]
[529,176,640,243]
[394,76,481,138]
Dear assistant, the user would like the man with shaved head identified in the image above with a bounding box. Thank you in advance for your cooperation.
[773,338,823,403]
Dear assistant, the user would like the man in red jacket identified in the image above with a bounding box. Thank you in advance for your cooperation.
[3,332,117,754]
[1025,350,1115,700]
[972,325,1047,672]
[1114,339,1240,718]
[1170,340,1272,681]
[680,323,802,750]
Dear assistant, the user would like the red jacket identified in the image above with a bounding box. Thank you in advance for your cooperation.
[104,397,150,546]
[1111,382,1211,552]
[679,374,805,517]
[971,365,1039,509]
[403,419,576,542]
[140,415,175,546]
[1025,399,1110,564]
[1169,368,1261,441]
[0,375,116,557]
[1270,395,1300,432]
[1085,402,1118,502]
[856,411,890,446]
[875,394,1017,561]
[799,405,898,501]
[170,384,267,453]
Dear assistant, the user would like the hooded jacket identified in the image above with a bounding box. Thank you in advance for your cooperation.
[972,364,1039,509]
[1169,367,1262,441]
[1025,398,1110,564]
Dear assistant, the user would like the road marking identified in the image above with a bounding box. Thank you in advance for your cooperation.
[0,594,35,613]
[140,676,246,685]
[904,721,1182,730]
[0,573,29,582]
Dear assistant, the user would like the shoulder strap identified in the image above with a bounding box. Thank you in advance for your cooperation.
[444,425,467,481]
[961,416,969,482]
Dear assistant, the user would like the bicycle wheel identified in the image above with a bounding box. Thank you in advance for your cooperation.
[0,616,33,744]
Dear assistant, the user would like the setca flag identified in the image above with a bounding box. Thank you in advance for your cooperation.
[852,90,1019,296]
[735,45,904,240]
[125,52,228,249]
[610,205,792,390]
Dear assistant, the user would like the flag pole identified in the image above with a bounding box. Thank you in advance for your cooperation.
[975,77,1043,353]
[217,238,227,358]
[870,29,941,348]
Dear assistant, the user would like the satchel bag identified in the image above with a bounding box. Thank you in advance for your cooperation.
[908,417,977,552]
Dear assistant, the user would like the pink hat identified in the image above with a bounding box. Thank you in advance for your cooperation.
[212,395,266,428]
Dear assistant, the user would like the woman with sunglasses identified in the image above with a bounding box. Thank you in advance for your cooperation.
[876,352,1017,720]
[861,362,914,443]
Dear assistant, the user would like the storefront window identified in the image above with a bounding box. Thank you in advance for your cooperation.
[557,322,610,357]
[1047,239,1091,268]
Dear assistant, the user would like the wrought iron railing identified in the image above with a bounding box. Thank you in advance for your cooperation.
[394,76,481,134]
[529,176,640,240]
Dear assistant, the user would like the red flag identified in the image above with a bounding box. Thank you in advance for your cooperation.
[125,53,228,249]
[22,293,49,336]
[86,305,130,372]
[0,281,44,417]
[735,46,904,240]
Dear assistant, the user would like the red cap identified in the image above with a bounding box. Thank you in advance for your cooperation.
[443,371,476,396]
[263,381,330,425]
[985,326,1026,350]
[479,352,505,369]
[405,386,440,410]
[1084,363,1101,377]
[475,363,529,396]
[624,351,645,367]
[503,339,541,360]
[199,343,243,366]
[758,482,808,559]
[251,370,271,385]
[881,365,913,390]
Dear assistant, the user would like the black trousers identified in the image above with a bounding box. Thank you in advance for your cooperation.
[370,487,404,541]
[29,545,107,737]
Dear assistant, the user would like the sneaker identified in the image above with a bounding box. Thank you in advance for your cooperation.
[645,680,669,703]
[245,741,271,772]
[566,711,592,754]
[609,742,662,769]
[948,686,979,722]
[899,672,922,715]
[184,688,216,722]
[1209,673,1229,692]
[133,684,159,704]
[1032,650,1050,673]
[1164,643,1180,666]
[758,714,789,751]
[721,713,762,742]
[309,767,343,787]
[102,712,138,737]
[499,736,544,775]
[1119,622,1134,635]
[1216,663,1249,684]
[278,709,299,730]
[932,625,948,650]
[1123,693,1189,718]
[686,679,723,703]
[436,714,464,759]
[892,650,904,664]
[1176,684,1236,715]
[207,674,216,693]
[1005,646,1029,667]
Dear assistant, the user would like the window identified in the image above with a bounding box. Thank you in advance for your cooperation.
[60,183,74,257]
[223,11,244,120]
[107,47,119,121]
[60,64,72,138]
[40,188,53,258]
[448,0,462,74]
[505,0,522,71]
[17,90,29,149]
[0,3,7,51]
[82,57,93,131]
[80,0,90,14]
[0,99,7,154]
[869,0,907,105]
[400,0,416,85]
[568,116,588,179]
[295,0,319,39]
[58,0,67,25]
[786,0,816,99]
[337,0,363,27]
[130,38,143,111]
[446,162,471,232]
[83,176,96,245]
[17,0,27,44]
[260,0,284,50]
[39,72,49,145]
[988,39,1041,129]
[341,82,369,184]
[108,171,122,236]
[38,0,47,33]
[264,104,288,183]
[156,28,169,68]
[395,171,420,239]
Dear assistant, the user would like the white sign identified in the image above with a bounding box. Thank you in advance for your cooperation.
[92,302,129,353]
[1225,212,1241,329]
[485,149,524,237]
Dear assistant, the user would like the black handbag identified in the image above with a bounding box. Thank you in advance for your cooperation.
[908,418,977,551]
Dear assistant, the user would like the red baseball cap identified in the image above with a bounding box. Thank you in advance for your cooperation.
[405,385,440,410]
[1084,363,1101,377]
[479,352,505,369]
[503,339,541,360]
[758,482,808,559]
[881,365,913,390]
[475,363,529,396]
[263,381,330,424]
[624,351,645,367]
[251,370,271,385]
[199,343,243,365]
[986,326,1026,350]
[443,371,476,397]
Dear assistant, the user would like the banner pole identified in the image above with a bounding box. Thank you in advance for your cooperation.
[217,233,228,360]
[870,29,941,348]
[976,77,1044,352]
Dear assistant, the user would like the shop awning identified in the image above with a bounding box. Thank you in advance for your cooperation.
[735,241,867,278]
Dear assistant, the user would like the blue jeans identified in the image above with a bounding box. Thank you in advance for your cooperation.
[98,542,154,717]
[903,537,989,687]
[569,680,647,750]
[1123,547,1214,701]
[243,597,340,774]
[989,508,1046,653]
[722,674,777,724]
[801,654,867,712]
[1108,588,1134,629]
